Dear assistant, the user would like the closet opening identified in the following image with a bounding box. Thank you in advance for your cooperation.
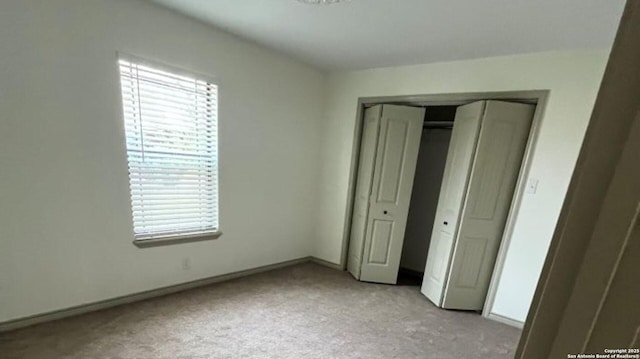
[342,90,548,325]
[398,106,455,286]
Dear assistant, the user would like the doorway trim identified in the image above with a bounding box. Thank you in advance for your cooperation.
[340,90,550,323]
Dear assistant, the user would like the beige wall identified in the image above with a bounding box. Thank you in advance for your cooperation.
[0,0,324,322]
[314,50,609,323]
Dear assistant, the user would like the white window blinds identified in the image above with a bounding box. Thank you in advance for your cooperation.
[118,58,219,240]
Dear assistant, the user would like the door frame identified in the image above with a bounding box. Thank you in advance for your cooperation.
[340,90,549,323]
[517,1,640,355]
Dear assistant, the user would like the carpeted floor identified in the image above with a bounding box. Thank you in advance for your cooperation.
[0,262,521,359]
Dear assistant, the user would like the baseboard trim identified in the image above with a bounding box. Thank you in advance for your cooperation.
[486,312,525,329]
[309,256,344,270]
[0,257,311,333]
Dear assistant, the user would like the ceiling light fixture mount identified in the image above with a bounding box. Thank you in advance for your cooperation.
[296,0,349,5]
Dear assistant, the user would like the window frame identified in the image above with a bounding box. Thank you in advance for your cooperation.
[116,53,222,247]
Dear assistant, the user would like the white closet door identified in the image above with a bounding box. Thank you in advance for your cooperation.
[442,100,534,310]
[347,105,382,279]
[421,101,484,305]
[359,105,425,284]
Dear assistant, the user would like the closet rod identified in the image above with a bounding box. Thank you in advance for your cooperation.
[423,121,453,129]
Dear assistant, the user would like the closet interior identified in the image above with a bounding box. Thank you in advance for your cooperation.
[398,106,455,285]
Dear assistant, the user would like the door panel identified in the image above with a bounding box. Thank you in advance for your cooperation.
[442,100,534,310]
[347,106,381,279]
[367,219,394,264]
[429,230,454,284]
[376,119,409,203]
[421,101,485,305]
[450,236,488,288]
[360,104,425,284]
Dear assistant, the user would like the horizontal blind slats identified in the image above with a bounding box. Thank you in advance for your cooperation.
[120,66,216,93]
[135,229,217,240]
[119,58,219,240]
[124,120,216,136]
[125,139,216,152]
[133,219,218,227]
[131,203,217,209]
[119,67,216,92]
[133,213,218,222]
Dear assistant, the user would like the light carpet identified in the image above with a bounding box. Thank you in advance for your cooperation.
[0,262,521,358]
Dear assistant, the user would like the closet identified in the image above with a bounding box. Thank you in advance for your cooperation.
[347,104,425,283]
[422,100,534,310]
[347,100,535,311]
[399,107,454,281]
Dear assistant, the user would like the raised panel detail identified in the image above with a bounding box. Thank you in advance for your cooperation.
[468,120,516,220]
[430,230,453,283]
[367,219,394,265]
[376,118,409,203]
[355,118,379,194]
[453,236,489,289]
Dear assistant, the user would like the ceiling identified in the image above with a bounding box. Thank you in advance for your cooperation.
[148,0,625,70]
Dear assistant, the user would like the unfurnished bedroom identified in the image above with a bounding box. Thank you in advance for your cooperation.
[1,1,638,358]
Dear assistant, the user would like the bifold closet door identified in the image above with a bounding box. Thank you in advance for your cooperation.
[347,105,382,279]
[351,104,425,284]
[421,100,535,311]
[421,101,484,305]
[442,101,534,310]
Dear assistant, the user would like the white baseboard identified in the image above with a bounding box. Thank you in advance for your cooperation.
[486,312,525,329]
[309,256,344,270]
[0,257,313,333]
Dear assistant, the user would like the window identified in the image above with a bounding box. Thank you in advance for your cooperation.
[118,57,219,242]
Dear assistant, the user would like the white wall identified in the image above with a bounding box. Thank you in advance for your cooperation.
[401,128,452,273]
[313,50,609,322]
[0,0,324,322]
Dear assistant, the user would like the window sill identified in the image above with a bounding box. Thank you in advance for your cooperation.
[133,231,222,248]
